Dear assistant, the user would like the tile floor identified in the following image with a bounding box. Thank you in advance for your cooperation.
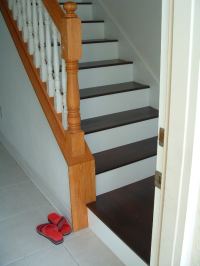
[0,143,124,266]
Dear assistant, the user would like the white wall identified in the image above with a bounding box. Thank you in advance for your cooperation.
[0,13,71,221]
[92,0,162,108]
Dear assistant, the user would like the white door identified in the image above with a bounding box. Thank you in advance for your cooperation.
[150,0,200,265]
[150,0,174,264]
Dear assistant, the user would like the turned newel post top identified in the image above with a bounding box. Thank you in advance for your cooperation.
[63,2,78,18]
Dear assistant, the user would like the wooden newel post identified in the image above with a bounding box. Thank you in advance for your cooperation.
[61,2,85,157]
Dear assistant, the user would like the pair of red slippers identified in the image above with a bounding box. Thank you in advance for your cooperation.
[36,212,71,245]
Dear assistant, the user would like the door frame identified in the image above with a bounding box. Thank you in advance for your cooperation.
[151,0,200,265]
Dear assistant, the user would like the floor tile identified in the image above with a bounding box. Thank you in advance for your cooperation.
[0,167,28,190]
[6,246,78,266]
[64,231,124,266]
[0,208,53,266]
[0,181,49,222]
[0,142,124,266]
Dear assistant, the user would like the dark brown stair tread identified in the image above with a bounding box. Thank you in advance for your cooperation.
[87,176,155,264]
[59,2,92,5]
[76,2,92,4]
[94,137,157,174]
[82,39,118,44]
[80,81,150,99]
[79,59,133,70]
[57,60,132,73]
[50,39,118,47]
[82,107,158,134]
[82,20,104,23]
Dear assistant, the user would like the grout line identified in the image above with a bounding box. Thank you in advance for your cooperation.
[63,244,80,266]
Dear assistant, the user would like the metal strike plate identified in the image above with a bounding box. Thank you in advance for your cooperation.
[155,171,162,189]
[159,128,165,147]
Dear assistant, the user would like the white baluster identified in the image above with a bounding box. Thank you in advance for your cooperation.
[52,23,62,113]
[44,10,54,96]
[61,59,67,129]
[32,0,40,68]
[27,0,34,54]
[38,1,47,81]
[8,0,13,10]
[21,0,28,42]
[16,0,23,31]
[13,0,18,20]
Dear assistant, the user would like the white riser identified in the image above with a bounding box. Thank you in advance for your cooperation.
[79,64,133,89]
[96,156,157,195]
[88,210,147,266]
[77,5,93,20]
[82,23,105,40]
[81,42,119,63]
[81,89,149,119]
[85,118,158,153]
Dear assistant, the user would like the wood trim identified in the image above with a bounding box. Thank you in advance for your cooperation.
[69,159,96,231]
[42,0,64,32]
[0,0,96,231]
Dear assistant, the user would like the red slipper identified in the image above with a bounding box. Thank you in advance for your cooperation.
[36,223,64,245]
[48,213,71,236]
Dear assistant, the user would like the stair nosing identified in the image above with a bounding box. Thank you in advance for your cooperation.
[82,20,104,23]
[82,39,118,44]
[49,39,118,47]
[82,107,158,135]
[79,59,133,70]
[59,2,92,5]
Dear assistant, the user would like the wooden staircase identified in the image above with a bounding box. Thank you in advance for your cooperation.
[0,1,158,265]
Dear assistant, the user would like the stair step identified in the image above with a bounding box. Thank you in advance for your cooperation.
[81,40,119,63]
[76,2,92,4]
[80,81,149,99]
[59,2,92,4]
[94,137,157,174]
[82,39,118,44]
[82,107,158,134]
[79,59,133,70]
[82,20,104,23]
[87,176,155,265]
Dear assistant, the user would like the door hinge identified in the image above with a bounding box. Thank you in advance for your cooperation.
[159,128,165,147]
[155,171,162,189]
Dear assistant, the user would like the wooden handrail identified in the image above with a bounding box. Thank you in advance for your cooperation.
[0,0,96,231]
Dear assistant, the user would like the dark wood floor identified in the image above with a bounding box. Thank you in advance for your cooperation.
[87,176,155,265]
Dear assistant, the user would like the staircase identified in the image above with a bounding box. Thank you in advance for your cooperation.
[0,1,158,265]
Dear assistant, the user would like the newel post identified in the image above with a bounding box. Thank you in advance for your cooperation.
[61,2,85,157]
